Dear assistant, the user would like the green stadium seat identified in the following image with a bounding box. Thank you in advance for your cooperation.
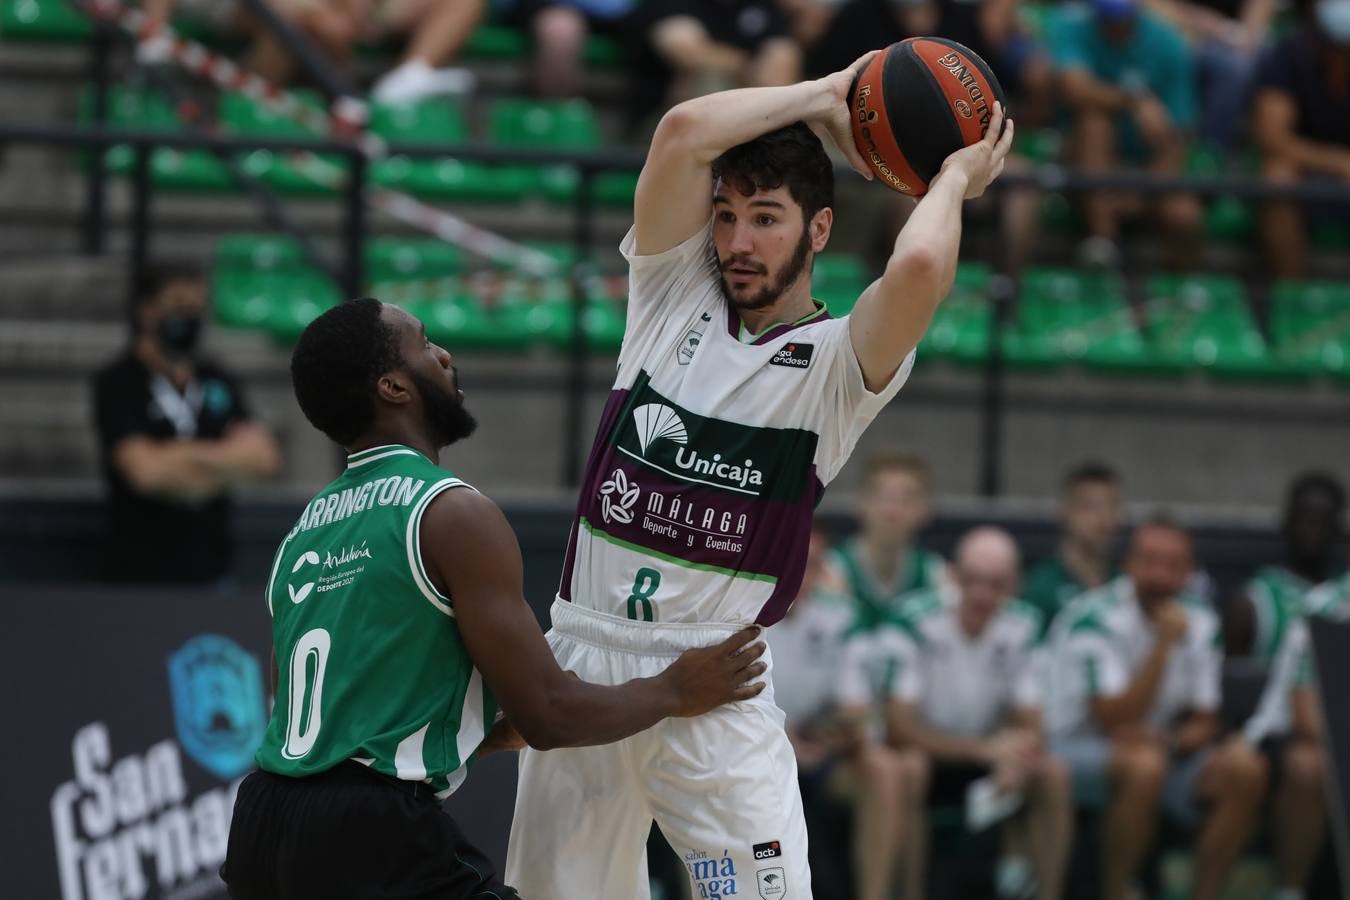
[921,262,994,363]
[1270,281,1350,379]
[487,98,603,204]
[79,84,231,190]
[812,254,869,314]
[367,98,498,200]
[221,91,342,195]
[211,270,276,330]
[2,0,91,41]
[367,237,462,281]
[1143,275,1272,378]
[1011,267,1145,370]
[216,233,305,271]
[462,24,529,59]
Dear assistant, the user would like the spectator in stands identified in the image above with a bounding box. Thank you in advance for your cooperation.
[767,524,915,900]
[853,527,1071,900]
[1227,472,1346,661]
[935,0,1054,126]
[510,0,637,98]
[828,451,948,629]
[800,0,936,78]
[1050,518,1267,900]
[1243,573,1349,900]
[93,264,281,584]
[1048,0,1205,271]
[1144,0,1277,154]
[626,0,801,133]
[140,0,483,100]
[1023,462,1123,633]
[1253,0,1350,278]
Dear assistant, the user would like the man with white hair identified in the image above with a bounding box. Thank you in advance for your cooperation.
[839,526,1071,900]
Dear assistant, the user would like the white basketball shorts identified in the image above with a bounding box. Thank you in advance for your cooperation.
[505,600,811,900]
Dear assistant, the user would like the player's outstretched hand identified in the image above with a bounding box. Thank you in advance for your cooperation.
[937,100,1015,200]
[663,627,768,717]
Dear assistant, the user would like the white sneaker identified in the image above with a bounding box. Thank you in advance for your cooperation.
[371,59,475,105]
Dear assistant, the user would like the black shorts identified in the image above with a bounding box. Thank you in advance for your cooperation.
[928,763,991,808]
[222,763,519,900]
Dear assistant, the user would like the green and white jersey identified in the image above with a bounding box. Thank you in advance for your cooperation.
[838,587,1044,737]
[829,537,949,629]
[1245,573,1350,742]
[1047,576,1220,739]
[765,588,858,727]
[256,444,498,798]
[1022,556,1114,637]
[558,221,914,628]
[1245,565,1320,664]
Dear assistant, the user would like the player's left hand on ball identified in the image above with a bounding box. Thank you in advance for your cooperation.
[663,626,768,717]
[938,100,1015,200]
[815,49,880,182]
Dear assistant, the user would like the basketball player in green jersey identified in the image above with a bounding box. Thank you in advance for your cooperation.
[829,451,949,629]
[1227,471,1345,661]
[221,298,768,900]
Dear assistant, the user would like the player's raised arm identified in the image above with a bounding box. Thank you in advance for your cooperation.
[632,55,876,257]
[421,487,767,750]
[848,102,1015,391]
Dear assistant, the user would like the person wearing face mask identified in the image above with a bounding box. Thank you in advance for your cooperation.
[92,263,282,584]
[1253,0,1350,278]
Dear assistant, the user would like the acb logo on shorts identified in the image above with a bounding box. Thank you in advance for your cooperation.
[752,840,781,860]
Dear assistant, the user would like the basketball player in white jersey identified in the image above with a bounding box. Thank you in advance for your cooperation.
[506,53,1015,900]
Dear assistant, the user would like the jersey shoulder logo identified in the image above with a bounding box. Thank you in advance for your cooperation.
[769,342,814,370]
[677,312,712,366]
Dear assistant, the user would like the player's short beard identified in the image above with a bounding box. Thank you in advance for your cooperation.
[409,367,477,449]
[719,224,813,312]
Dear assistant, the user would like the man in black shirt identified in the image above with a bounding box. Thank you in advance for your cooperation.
[93,263,282,583]
[1254,3,1350,277]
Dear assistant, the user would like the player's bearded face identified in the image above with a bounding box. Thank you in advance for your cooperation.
[409,367,477,448]
[718,223,813,312]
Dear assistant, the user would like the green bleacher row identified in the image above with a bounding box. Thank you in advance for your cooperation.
[81,86,641,206]
[2,0,623,63]
[216,234,1350,380]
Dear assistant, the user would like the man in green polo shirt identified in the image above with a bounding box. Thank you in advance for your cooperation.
[1023,462,1122,634]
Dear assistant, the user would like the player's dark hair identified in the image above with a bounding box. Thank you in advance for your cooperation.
[711,122,834,222]
[1286,470,1347,516]
[291,298,404,446]
[1063,461,1119,493]
[133,261,205,308]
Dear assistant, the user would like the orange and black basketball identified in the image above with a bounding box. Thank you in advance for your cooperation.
[848,38,1008,197]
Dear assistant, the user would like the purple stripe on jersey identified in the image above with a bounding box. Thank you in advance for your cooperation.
[723,300,834,346]
[557,385,633,602]
[754,468,824,626]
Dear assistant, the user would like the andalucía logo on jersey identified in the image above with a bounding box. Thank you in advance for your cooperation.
[627,403,765,495]
[167,634,266,780]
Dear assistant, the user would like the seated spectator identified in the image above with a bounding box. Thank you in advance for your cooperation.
[828,451,948,629]
[1243,573,1350,900]
[766,524,915,900]
[1023,462,1123,634]
[1227,472,1346,661]
[801,0,935,79]
[856,527,1070,900]
[935,0,1054,125]
[1253,1,1350,278]
[1144,0,1277,154]
[93,264,282,584]
[510,0,638,98]
[627,0,801,133]
[139,0,483,100]
[1048,0,1205,271]
[1050,518,1266,900]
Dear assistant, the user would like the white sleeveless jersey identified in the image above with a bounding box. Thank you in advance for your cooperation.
[558,221,913,626]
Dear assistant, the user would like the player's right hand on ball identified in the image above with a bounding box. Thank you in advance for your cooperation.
[664,627,768,716]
